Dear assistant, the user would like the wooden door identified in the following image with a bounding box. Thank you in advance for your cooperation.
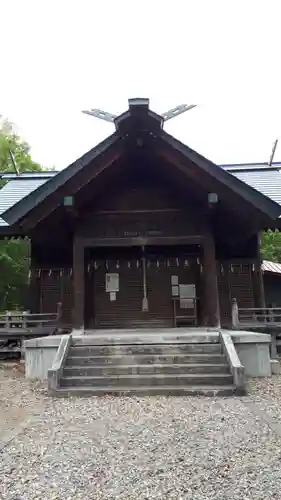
[92,258,143,328]
[145,257,201,327]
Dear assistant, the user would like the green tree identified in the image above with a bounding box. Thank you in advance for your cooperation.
[260,230,281,262]
[0,118,44,311]
[0,239,30,311]
[0,117,41,174]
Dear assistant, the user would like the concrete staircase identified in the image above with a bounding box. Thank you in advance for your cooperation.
[51,333,242,396]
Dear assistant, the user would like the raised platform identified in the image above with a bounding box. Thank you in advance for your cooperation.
[24,328,272,386]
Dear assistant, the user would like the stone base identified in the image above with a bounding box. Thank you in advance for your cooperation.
[71,329,84,336]
[24,329,272,381]
[231,331,271,377]
[271,359,281,375]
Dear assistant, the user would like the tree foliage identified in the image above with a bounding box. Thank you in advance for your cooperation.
[0,239,30,311]
[0,117,41,175]
[0,118,43,311]
[260,230,281,263]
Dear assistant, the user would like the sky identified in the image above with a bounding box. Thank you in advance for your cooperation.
[1,0,281,169]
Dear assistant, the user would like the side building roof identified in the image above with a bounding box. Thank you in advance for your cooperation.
[0,172,58,231]
[262,260,281,275]
[221,163,281,208]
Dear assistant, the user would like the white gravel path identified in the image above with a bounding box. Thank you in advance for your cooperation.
[2,365,281,499]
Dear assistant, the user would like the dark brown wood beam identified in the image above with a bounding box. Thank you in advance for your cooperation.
[202,230,220,327]
[93,208,183,215]
[73,238,85,330]
[75,235,204,247]
[251,234,266,308]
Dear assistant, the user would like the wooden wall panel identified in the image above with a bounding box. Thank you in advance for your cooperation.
[33,269,73,329]
[89,256,201,329]
[218,260,255,327]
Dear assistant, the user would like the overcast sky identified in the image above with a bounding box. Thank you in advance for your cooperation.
[1,0,281,169]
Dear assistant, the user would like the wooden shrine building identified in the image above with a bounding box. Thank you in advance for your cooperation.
[1,98,281,331]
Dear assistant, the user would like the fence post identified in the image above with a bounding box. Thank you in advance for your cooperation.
[22,311,28,329]
[5,311,12,329]
[231,298,239,329]
[56,302,62,323]
[270,333,278,359]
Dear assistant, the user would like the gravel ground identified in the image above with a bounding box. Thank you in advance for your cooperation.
[2,366,281,499]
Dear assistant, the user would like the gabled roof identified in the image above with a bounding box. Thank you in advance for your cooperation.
[1,99,281,230]
[1,133,118,228]
[158,132,281,219]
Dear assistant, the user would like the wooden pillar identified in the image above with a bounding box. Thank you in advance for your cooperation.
[252,234,266,308]
[202,231,220,327]
[252,259,266,308]
[73,238,85,330]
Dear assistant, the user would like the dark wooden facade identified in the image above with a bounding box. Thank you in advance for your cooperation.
[2,99,281,331]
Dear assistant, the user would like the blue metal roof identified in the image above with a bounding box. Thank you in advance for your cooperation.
[0,171,58,180]
[222,163,281,208]
[221,162,281,171]
[0,174,55,227]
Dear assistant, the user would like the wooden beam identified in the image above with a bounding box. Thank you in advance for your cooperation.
[252,234,266,308]
[76,235,204,247]
[202,230,220,327]
[73,238,85,330]
[93,208,183,215]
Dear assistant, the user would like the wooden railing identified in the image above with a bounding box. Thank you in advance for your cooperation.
[0,303,62,357]
[232,298,281,329]
[231,298,281,358]
[0,303,62,332]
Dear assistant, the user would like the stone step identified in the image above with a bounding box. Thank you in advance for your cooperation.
[71,333,221,346]
[68,343,222,357]
[60,373,233,388]
[51,384,239,397]
[65,353,227,366]
[63,363,230,377]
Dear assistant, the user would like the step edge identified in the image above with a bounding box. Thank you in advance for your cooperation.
[53,384,238,395]
[63,363,230,369]
[60,373,233,380]
[67,353,226,358]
